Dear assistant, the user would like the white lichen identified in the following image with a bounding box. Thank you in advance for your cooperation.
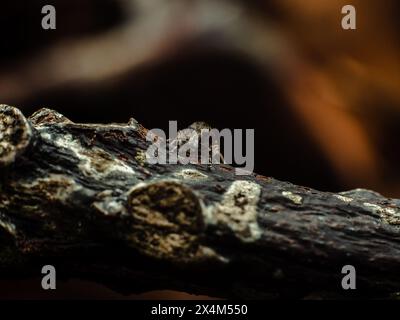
[363,202,382,212]
[173,169,208,180]
[282,191,303,205]
[93,199,127,216]
[40,131,135,178]
[135,150,147,166]
[206,180,262,242]
[92,189,128,216]
[198,246,230,264]
[0,217,16,236]
[340,188,383,199]
[363,202,400,226]
[334,194,353,203]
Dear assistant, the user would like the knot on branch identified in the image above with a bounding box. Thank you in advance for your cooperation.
[0,105,32,167]
[206,180,263,242]
[127,181,209,263]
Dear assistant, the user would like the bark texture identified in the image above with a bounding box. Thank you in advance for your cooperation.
[1,104,400,299]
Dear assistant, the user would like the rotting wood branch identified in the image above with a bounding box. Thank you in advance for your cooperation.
[1,104,400,299]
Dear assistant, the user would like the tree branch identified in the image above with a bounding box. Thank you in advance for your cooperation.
[1,105,400,299]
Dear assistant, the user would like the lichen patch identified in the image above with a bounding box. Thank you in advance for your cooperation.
[363,202,400,226]
[282,191,303,205]
[334,194,353,203]
[10,174,82,204]
[41,132,135,178]
[363,202,382,212]
[0,213,16,236]
[173,169,208,180]
[207,180,262,242]
[92,197,127,217]
[135,150,147,166]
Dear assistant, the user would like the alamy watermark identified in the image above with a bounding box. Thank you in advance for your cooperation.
[145,121,254,175]
[39,4,355,31]
[41,265,56,290]
[341,5,357,30]
[41,5,56,30]
[341,265,356,290]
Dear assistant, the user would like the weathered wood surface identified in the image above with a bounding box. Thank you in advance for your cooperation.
[1,104,400,299]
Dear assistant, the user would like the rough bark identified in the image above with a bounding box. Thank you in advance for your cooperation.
[1,104,400,299]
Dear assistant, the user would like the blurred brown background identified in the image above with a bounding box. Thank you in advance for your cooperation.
[1,0,400,298]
